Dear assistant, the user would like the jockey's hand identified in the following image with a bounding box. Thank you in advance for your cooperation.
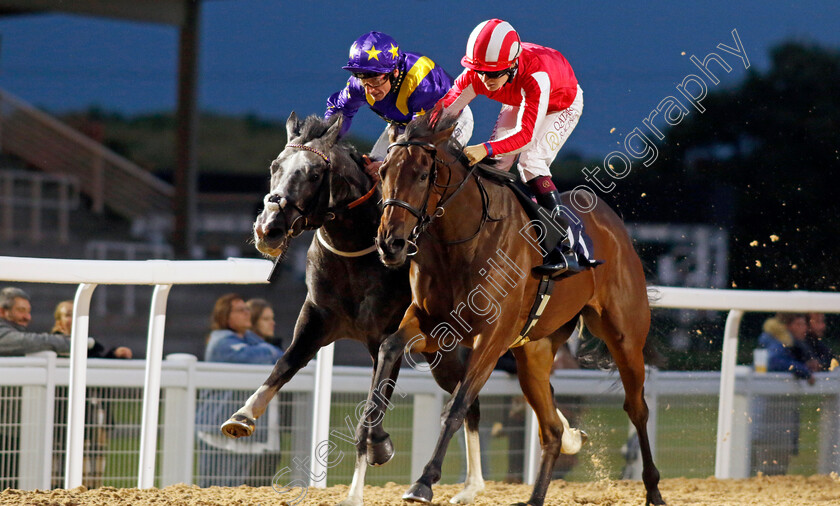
[362,155,382,181]
[464,144,488,166]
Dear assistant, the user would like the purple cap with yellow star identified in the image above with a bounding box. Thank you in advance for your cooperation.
[342,31,402,74]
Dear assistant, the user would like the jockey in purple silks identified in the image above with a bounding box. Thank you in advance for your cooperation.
[325,31,473,167]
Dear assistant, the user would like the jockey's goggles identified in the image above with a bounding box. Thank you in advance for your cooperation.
[475,68,509,79]
[353,72,390,87]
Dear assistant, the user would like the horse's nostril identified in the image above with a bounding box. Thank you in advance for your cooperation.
[391,239,406,252]
[264,223,285,240]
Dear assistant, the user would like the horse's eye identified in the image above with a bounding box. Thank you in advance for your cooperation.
[309,173,320,182]
[419,172,429,182]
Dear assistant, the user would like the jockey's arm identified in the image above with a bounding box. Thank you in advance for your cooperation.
[325,80,367,137]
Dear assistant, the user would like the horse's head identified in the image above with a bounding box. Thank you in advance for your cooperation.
[253,112,344,257]
[376,115,457,267]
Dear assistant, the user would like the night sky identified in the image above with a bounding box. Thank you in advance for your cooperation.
[1,0,838,158]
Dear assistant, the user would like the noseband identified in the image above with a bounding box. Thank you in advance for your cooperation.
[382,140,483,247]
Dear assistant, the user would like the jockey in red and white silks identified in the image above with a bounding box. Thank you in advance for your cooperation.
[439,18,597,277]
[440,21,581,181]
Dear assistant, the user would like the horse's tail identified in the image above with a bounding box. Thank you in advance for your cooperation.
[576,316,614,371]
[643,285,666,368]
[575,299,666,372]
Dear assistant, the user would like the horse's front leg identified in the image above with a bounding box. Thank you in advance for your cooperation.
[404,332,506,504]
[429,350,485,505]
[337,345,404,506]
[357,330,409,467]
[222,300,331,438]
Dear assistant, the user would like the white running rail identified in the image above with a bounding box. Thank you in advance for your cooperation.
[3,255,840,487]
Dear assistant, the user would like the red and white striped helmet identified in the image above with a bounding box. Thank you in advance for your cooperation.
[461,19,522,71]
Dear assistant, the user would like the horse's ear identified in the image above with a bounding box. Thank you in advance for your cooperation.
[430,123,456,148]
[286,111,301,141]
[323,113,343,146]
[388,123,400,144]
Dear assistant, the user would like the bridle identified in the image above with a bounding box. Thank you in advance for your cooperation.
[382,140,488,252]
[267,143,377,237]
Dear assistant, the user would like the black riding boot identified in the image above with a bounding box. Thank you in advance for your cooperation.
[532,189,586,278]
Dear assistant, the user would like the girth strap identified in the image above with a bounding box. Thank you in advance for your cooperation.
[509,275,554,348]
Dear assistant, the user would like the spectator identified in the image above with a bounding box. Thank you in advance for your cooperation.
[195,293,284,487]
[758,313,816,384]
[246,298,284,350]
[752,312,815,476]
[0,287,72,356]
[806,313,836,371]
[52,300,133,359]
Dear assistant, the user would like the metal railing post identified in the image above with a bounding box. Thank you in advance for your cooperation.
[160,353,198,486]
[714,309,744,478]
[65,283,97,489]
[138,284,172,488]
[524,408,540,485]
[309,343,335,488]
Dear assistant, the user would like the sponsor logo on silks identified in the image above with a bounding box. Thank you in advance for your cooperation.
[545,131,560,150]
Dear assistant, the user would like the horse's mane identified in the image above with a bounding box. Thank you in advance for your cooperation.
[297,114,366,182]
[299,115,335,142]
[402,112,456,142]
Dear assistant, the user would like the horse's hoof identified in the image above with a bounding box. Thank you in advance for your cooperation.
[336,499,363,506]
[509,503,529,506]
[366,434,394,466]
[220,414,255,439]
[403,482,433,503]
[645,490,666,505]
[580,429,589,446]
[449,483,485,504]
[449,481,484,504]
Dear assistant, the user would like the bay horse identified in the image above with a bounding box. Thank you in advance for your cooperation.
[220,112,486,505]
[371,114,665,506]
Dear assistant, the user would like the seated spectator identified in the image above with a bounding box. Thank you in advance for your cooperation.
[205,294,283,364]
[758,312,816,385]
[196,293,284,487]
[246,298,284,350]
[806,313,836,371]
[52,300,133,359]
